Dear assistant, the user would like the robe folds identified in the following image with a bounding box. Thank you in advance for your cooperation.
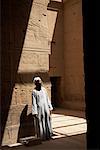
[32,86,53,140]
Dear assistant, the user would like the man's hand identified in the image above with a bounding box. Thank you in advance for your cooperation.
[33,114,38,118]
[50,110,52,115]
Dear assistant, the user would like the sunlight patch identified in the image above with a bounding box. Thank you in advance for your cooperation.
[52,113,87,137]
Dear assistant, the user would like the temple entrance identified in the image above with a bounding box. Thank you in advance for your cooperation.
[50,77,61,109]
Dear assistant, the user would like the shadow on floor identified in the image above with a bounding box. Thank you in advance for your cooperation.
[52,107,86,119]
[1,133,86,150]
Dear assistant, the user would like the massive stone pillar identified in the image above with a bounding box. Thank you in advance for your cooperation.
[83,0,100,148]
[1,0,51,145]
[47,0,64,107]
[63,0,85,110]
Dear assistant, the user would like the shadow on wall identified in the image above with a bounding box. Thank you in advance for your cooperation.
[17,105,35,142]
[1,0,33,145]
[16,72,51,84]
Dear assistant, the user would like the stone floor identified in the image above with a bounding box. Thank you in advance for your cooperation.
[2,108,87,150]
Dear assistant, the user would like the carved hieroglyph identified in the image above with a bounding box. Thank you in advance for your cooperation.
[23,2,50,52]
[18,1,50,73]
[18,51,49,72]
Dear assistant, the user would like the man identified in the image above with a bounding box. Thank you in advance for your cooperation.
[32,77,53,140]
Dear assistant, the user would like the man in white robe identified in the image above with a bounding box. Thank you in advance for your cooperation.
[32,77,53,140]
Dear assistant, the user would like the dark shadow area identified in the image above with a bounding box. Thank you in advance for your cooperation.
[82,0,100,149]
[1,133,86,150]
[1,145,23,150]
[1,0,33,145]
[48,0,63,11]
[17,105,35,142]
[52,108,86,119]
[50,77,62,109]
[16,72,51,84]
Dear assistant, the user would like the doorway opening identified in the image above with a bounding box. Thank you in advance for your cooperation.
[50,77,61,109]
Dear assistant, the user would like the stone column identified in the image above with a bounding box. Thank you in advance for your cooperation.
[63,0,85,110]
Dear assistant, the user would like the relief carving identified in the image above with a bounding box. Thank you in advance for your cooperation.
[38,54,48,68]
[18,51,49,72]
[11,86,20,105]
[21,52,38,64]
[23,2,50,51]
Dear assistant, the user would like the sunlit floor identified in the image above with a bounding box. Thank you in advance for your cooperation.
[52,108,87,138]
[3,108,87,150]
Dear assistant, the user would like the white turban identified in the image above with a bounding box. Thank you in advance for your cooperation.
[33,77,42,83]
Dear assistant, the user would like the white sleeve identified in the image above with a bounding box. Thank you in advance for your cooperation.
[32,91,38,115]
[47,96,53,111]
[44,87,53,111]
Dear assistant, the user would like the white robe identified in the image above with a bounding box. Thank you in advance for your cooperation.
[32,86,53,140]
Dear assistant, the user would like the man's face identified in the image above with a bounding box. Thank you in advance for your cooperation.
[35,80,41,87]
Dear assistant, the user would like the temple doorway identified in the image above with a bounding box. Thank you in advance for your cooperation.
[50,77,61,109]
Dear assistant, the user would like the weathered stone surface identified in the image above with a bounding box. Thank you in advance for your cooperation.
[11,85,20,106]
[23,1,50,52]
[1,0,51,146]
[63,0,85,110]
[5,105,24,126]
[47,1,64,76]
[2,125,19,146]
[18,52,49,72]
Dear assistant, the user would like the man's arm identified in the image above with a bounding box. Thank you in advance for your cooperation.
[32,91,38,116]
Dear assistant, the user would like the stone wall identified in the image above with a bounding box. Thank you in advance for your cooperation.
[1,0,51,145]
[63,0,85,110]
